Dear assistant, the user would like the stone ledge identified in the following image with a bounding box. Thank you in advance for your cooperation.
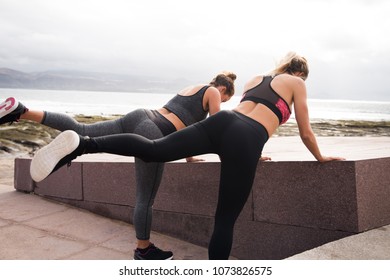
[14,156,390,259]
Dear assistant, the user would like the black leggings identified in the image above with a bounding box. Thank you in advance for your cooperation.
[87,110,269,259]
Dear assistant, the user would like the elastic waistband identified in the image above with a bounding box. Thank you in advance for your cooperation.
[232,110,269,141]
[145,109,177,136]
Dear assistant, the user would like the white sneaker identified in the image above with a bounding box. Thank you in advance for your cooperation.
[30,130,80,182]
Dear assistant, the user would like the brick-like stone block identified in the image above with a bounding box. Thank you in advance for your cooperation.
[253,161,359,232]
[14,158,34,192]
[156,163,220,215]
[152,210,214,249]
[49,197,133,223]
[83,162,136,205]
[156,162,252,219]
[34,162,83,200]
[356,158,390,231]
[231,219,353,259]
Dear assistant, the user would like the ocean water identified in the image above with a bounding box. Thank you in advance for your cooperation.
[1,88,390,122]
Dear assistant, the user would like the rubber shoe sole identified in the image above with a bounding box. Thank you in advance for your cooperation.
[0,97,19,118]
[30,130,80,182]
[133,256,173,260]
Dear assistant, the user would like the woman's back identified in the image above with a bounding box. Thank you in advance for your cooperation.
[234,74,305,136]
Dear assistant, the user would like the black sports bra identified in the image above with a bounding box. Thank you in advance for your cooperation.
[240,76,291,124]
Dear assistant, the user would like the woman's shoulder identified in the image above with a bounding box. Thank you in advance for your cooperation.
[273,74,306,89]
[178,84,206,96]
[203,85,221,99]
[274,73,304,82]
[243,75,264,92]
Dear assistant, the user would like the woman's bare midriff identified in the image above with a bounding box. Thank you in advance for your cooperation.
[157,108,186,131]
[233,102,280,137]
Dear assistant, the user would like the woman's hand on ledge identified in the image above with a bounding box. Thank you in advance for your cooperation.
[318,155,346,162]
[260,156,272,161]
[184,155,346,163]
[186,156,206,163]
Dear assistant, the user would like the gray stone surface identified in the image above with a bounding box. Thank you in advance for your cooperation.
[4,136,390,259]
[253,161,360,231]
[34,162,83,200]
[13,158,34,192]
[355,158,390,230]
[83,162,136,205]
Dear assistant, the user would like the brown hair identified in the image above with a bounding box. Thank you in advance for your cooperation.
[269,52,309,80]
[209,71,237,96]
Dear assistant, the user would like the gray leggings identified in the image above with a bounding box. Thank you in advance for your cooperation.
[42,109,166,240]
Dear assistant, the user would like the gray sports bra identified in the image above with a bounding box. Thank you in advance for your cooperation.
[163,86,209,126]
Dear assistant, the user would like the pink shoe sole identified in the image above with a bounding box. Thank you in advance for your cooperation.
[0,97,19,118]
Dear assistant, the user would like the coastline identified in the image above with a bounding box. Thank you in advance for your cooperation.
[0,115,117,158]
[277,119,390,137]
[1,114,390,158]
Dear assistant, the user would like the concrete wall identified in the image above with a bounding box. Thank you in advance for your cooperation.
[14,157,390,259]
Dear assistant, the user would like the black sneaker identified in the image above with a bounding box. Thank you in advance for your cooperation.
[133,244,173,260]
[30,130,87,182]
[0,97,28,125]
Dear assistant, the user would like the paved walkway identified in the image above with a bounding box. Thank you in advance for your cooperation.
[287,224,390,259]
[1,137,390,260]
[0,182,210,260]
[1,157,210,260]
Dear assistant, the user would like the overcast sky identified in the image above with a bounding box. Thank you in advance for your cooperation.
[0,0,389,100]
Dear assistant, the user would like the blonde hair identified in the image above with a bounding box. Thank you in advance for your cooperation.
[268,52,309,79]
[209,71,237,97]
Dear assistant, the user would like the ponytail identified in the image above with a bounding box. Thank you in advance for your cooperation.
[268,52,309,79]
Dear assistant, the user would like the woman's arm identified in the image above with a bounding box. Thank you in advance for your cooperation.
[205,87,222,116]
[293,80,344,162]
[185,87,222,163]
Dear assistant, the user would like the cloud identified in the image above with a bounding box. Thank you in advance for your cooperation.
[0,0,389,100]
